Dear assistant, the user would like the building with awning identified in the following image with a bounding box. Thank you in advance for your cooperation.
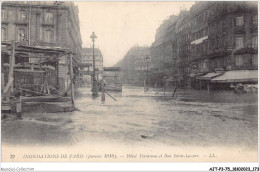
[211,70,258,83]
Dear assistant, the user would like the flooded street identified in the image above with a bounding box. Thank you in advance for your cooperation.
[2,85,257,151]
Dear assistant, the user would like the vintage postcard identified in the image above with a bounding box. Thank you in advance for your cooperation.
[1,0,258,171]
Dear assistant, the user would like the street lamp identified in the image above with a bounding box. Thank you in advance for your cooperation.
[91,32,98,96]
[145,55,150,92]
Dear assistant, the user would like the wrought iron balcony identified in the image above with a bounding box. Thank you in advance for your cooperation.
[33,41,61,48]
[234,47,257,55]
[207,48,231,58]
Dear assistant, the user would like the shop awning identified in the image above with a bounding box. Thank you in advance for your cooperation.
[197,72,223,80]
[211,70,258,83]
[191,35,208,45]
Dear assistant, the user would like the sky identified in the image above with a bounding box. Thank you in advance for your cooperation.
[75,1,195,67]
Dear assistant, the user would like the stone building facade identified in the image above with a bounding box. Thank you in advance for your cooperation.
[188,1,258,88]
[189,2,212,75]
[149,1,258,89]
[1,1,82,57]
[115,46,150,85]
[1,1,82,91]
[175,10,191,87]
[207,1,258,71]
[134,47,151,85]
[150,15,178,87]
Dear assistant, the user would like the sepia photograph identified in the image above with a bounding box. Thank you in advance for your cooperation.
[0,0,258,171]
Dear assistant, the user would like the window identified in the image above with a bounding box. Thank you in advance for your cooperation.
[216,59,220,68]
[204,12,208,20]
[205,27,209,35]
[253,14,258,25]
[236,55,243,66]
[44,29,53,42]
[252,36,258,48]
[202,62,206,69]
[236,16,244,26]
[17,28,26,41]
[224,37,228,47]
[204,42,208,52]
[18,10,27,22]
[1,9,8,20]
[235,36,244,48]
[252,54,258,66]
[45,12,54,23]
[236,2,243,9]
[1,27,7,41]
[217,38,222,48]
[217,21,222,32]
[195,45,198,54]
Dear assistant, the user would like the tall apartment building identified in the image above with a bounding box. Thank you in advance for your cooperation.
[188,1,258,89]
[172,1,258,89]
[133,47,150,85]
[189,2,212,75]
[207,1,258,71]
[175,10,191,87]
[150,15,178,87]
[115,46,150,85]
[1,1,82,91]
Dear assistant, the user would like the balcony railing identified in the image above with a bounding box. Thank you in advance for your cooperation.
[14,20,28,25]
[199,68,209,73]
[207,48,231,58]
[190,53,204,60]
[16,40,29,46]
[33,41,61,47]
[42,22,54,27]
[234,47,257,55]
[42,18,54,26]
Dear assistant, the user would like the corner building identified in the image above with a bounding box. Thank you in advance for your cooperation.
[1,1,82,91]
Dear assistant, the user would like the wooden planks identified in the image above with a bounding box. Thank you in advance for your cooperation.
[3,40,15,94]
[21,95,71,102]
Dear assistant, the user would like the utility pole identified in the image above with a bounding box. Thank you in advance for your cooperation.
[90,32,98,96]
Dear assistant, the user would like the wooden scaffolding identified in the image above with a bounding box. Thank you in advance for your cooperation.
[1,40,77,112]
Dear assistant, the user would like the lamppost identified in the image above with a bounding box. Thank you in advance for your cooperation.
[91,32,98,96]
[145,55,150,92]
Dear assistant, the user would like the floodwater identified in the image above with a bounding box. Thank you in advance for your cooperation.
[1,85,258,150]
